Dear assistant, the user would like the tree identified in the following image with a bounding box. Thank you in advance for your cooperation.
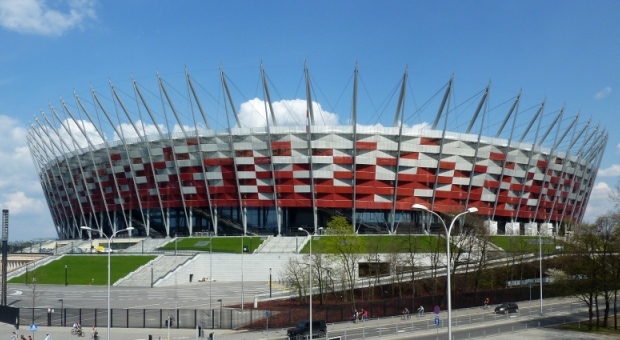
[323,216,367,308]
[280,256,309,304]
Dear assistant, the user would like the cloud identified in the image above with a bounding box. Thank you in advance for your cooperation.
[0,115,55,241]
[594,87,612,100]
[598,164,620,177]
[0,0,97,36]
[582,181,615,222]
[237,98,339,128]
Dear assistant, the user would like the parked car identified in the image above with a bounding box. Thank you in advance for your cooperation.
[287,319,327,340]
[494,302,519,314]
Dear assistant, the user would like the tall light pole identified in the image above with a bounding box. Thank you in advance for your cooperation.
[298,227,323,338]
[539,229,543,315]
[412,204,478,340]
[81,226,134,340]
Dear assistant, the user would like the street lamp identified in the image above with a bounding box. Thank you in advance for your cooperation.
[298,227,323,339]
[411,204,478,340]
[217,299,223,329]
[58,299,64,326]
[64,265,68,286]
[538,229,543,315]
[81,226,134,340]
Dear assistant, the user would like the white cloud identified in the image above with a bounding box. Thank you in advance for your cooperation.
[0,115,55,241]
[598,164,620,177]
[582,181,615,222]
[237,98,339,128]
[594,86,612,100]
[0,0,96,36]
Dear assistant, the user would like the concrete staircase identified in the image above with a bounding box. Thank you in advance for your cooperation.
[116,254,194,287]
[255,235,305,254]
[123,237,170,253]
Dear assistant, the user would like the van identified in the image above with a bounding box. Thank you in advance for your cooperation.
[287,319,327,339]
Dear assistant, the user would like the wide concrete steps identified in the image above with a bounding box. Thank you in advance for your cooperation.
[116,254,193,287]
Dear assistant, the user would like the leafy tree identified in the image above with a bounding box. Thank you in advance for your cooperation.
[323,216,367,308]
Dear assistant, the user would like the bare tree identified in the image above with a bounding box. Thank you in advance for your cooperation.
[280,256,309,304]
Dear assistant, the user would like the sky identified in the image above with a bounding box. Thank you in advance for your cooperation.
[0,0,619,241]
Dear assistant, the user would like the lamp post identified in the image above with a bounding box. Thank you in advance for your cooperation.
[539,229,543,315]
[81,226,134,340]
[58,299,63,326]
[412,204,478,340]
[298,227,323,338]
[64,265,68,286]
[217,299,223,329]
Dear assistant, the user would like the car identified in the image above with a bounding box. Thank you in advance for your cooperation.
[494,302,519,314]
[287,319,327,340]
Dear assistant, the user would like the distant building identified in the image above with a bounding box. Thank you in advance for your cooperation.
[27,64,607,239]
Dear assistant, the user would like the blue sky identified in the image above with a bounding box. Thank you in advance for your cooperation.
[0,0,618,241]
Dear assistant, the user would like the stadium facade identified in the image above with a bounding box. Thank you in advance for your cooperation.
[27,65,608,239]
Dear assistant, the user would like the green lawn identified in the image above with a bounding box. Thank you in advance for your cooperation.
[299,235,447,254]
[8,255,156,285]
[159,236,265,253]
[489,236,561,254]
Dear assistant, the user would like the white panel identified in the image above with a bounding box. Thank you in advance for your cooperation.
[294,185,311,193]
[484,221,498,235]
[237,172,256,179]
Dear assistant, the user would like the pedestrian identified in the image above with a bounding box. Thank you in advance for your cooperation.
[484,297,490,309]
[359,308,364,322]
[362,309,368,321]
[28,336,32,340]
[44,334,50,340]
[11,331,17,340]
[353,309,358,323]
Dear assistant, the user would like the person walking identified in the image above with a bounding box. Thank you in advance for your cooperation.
[44,334,50,340]
[484,297,490,309]
[362,309,368,321]
[11,331,17,340]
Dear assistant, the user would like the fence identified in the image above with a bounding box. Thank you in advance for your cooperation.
[19,307,269,330]
[19,286,561,330]
[245,285,562,329]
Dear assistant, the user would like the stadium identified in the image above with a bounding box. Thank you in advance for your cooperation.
[26,64,607,240]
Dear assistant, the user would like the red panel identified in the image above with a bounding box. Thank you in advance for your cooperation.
[271,141,291,149]
[484,180,499,189]
[400,152,419,159]
[110,153,122,161]
[334,171,353,179]
[439,161,456,170]
[474,165,487,173]
[420,138,439,146]
[255,172,271,179]
[376,158,397,166]
[537,160,548,168]
[489,152,505,161]
[274,171,293,179]
[333,156,354,164]
[356,141,377,150]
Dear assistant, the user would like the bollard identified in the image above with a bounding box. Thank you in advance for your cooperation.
[512,325,514,333]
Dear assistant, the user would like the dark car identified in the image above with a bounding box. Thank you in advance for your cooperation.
[494,302,519,314]
[287,319,327,339]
